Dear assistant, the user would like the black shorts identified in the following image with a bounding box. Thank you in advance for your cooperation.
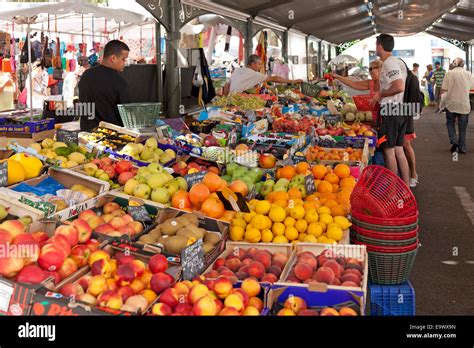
[379,115,408,148]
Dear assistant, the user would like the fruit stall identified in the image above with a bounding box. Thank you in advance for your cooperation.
[0,83,418,317]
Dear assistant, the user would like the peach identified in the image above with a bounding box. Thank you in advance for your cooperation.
[241,278,261,297]
[271,260,285,270]
[70,245,91,268]
[248,297,264,312]
[54,225,79,247]
[118,286,135,302]
[213,258,226,270]
[225,258,242,273]
[323,259,343,278]
[150,272,174,294]
[151,302,172,316]
[192,275,206,284]
[181,280,194,289]
[172,282,190,297]
[261,273,278,283]
[125,295,149,313]
[335,257,346,267]
[339,307,358,316]
[232,288,249,307]
[160,288,179,309]
[71,219,92,243]
[241,253,254,261]
[103,202,121,214]
[277,308,296,316]
[316,254,328,267]
[106,291,123,310]
[267,265,282,278]
[331,278,341,286]
[0,220,25,239]
[115,263,135,286]
[78,210,97,221]
[272,252,288,266]
[219,270,235,278]
[247,247,258,257]
[298,309,319,316]
[60,283,84,298]
[109,259,118,274]
[255,251,272,271]
[129,259,146,278]
[140,270,153,288]
[213,277,233,299]
[320,308,340,316]
[341,281,359,287]
[247,261,265,280]
[79,293,97,305]
[341,273,361,285]
[84,238,101,252]
[298,254,318,270]
[91,259,112,278]
[47,235,71,258]
[235,271,249,280]
[128,221,144,235]
[58,258,78,280]
[214,298,224,313]
[87,275,107,297]
[343,268,363,279]
[107,278,118,291]
[88,250,110,267]
[174,302,193,314]
[219,307,240,316]
[224,294,244,312]
[344,263,364,273]
[204,270,219,279]
[314,266,335,284]
[284,296,307,314]
[243,306,260,316]
[241,258,253,267]
[193,295,218,316]
[114,251,135,266]
[188,283,209,304]
[286,275,300,283]
[38,244,66,272]
[294,262,313,281]
[130,279,146,294]
[148,254,168,274]
[16,265,47,284]
[78,275,92,292]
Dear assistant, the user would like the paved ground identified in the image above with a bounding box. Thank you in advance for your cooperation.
[408,106,474,315]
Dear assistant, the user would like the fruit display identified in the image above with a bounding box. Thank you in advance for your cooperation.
[28,139,94,168]
[172,160,220,177]
[343,121,376,137]
[149,276,264,316]
[283,249,365,288]
[83,128,137,151]
[81,158,137,189]
[0,153,44,185]
[222,163,263,195]
[273,296,359,316]
[77,202,147,239]
[272,115,318,133]
[60,248,178,313]
[212,94,267,110]
[118,138,177,165]
[204,245,291,283]
[136,213,222,255]
[305,146,363,162]
[0,203,34,227]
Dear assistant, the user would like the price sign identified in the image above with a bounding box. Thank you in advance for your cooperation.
[305,174,316,194]
[181,239,205,280]
[247,186,258,200]
[0,162,7,187]
[56,129,79,145]
[128,205,152,223]
[184,171,206,188]
[0,280,14,312]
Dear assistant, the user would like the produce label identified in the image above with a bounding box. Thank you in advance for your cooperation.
[128,205,152,223]
[56,129,79,145]
[181,239,205,280]
[0,162,7,187]
[305,174,316,194]
[184,171,206,188]
[0,280,14,312]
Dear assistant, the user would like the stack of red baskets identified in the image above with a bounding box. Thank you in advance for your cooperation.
[350,165,419,285]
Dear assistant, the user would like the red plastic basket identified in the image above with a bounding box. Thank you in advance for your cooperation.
[353,94,379,112]
[350,165,418,218]
[352,224,419,241]
[351,210,419,227]
[353,239,419,253]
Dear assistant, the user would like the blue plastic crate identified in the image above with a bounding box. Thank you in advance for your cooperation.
[369,281,415,316]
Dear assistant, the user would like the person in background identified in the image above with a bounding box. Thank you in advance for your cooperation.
[79,40,130,131]
[441,57,473,154]
[412,63,420,80]
[422,64,435,106]
[433,61,446,112]
[0,73,15,111]
[223,54,302,95]
[24,60,49,109]
[371,34,410,186]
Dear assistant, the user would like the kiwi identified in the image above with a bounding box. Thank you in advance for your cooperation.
[176,216,190,226]
[176,228,197,239]
[139,235,156,244]
[181,213,199,226]
[203,242,214,254]
[160,219,183,236]
[149,228,163,239]
[204,233,221,246]
[165,236,188,254]
[186,225,205,239]
[156,236,168,246]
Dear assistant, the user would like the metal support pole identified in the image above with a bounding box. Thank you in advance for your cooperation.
[306,36,309,82]
[164,0,181,117]
[282,30,288,63]
[465,45,470,72]
[245,17,253,64]
[27,24,33,119]
[318,40,322,78]
[156,23,163,104]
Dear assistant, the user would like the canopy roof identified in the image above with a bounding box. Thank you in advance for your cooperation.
[194,0,474,44]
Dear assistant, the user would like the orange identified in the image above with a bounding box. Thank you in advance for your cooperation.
[279,166,296,180]
[337,190,352,204]
[340,177,356,189]
[220,210,236,222]
[273,191,290,201]
[202,172,223,192]
[332,184,339,193]
[330,205,348,217]
[305,194,317,201]
[296,162,310,175]
[200,197,226,219]
[189,183,211,208]
[325,199,339,208]
[334,164,351,179]
[303,200,320,210]
[312,164,327,180]
[266,191,277,203]
[273,199,288,208]
[324,173,340,185]
[229,180,249,197]
[172,190,192,210]
[287,188,303,199]
[317,181,333,194]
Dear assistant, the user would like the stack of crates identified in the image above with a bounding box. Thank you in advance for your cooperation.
[368,281,415,316]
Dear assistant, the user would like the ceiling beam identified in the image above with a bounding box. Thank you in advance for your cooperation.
[246,0,294,16]
[290,0,363,26]
[326,28,375,45]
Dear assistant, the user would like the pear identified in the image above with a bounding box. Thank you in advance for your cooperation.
[19,215,33,226]
[0,205,9,221]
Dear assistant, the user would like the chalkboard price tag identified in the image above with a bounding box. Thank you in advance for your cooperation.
[184,171,205,188]
[128,205,152,223]
[56,129,79,145]
[0,162,7,187]
[181,239,205,281]
[247,186,258,200]
[305,174,316,195]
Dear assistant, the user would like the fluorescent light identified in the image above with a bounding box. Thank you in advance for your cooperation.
[450,7,457,13]
[427,26,433,30]
[368,10,373,16]
[436,18,442,23]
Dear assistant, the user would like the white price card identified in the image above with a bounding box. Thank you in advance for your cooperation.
[0,281,14,312]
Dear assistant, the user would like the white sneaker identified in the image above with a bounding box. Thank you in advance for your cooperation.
[409,177,418,188]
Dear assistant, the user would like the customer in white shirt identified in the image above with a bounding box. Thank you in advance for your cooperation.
[25,61,49,109]
[224,54,302,95]
[442,57,474,154]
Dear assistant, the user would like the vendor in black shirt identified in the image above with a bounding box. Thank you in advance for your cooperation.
[79,40,130,130]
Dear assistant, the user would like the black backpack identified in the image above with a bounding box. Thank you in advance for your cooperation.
[399,59,425,114]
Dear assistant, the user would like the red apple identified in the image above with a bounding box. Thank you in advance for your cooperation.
[118,286,135,302]
[0,256,24,278]
[94,223,115,235]
[16,265,48,284]
[258,154,277,169]
[0,220,25,239]
[128,221,143,234]
[103,202,121,214]
[70,219,92,243]
[30,231,49,245]
[54,225,79,247]
[115,264,135,286]
[100,158,114,167]
[46,271,61,285]
[102,165,116,180]
[148,254,168,274]
[0,229,13,245]
[78,210,97,222]
[150,272,174,294]
[116,225,135,236]
[12,234,39,265]
[110,217,127,230]
[47,235,71,258]
[118,172,135,186]
[60,283,84,298]
[70,245,91,267]
[38,244,66,272]
[160,288,179,309]
[84,239,101,253]
[115,252,135,266]
[115,160,133,174]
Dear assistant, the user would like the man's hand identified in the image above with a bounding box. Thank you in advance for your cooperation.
[371,91,382,107]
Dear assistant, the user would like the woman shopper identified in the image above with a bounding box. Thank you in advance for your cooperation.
[422,64,435,106]
[24,60,50,109]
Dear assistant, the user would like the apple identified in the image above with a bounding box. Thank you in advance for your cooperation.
[0,229,13,245]
[83,163,99,177]
[102,165,116,180]
[70,245,91,267]
[12,234,39,265]
[110,217,127,230]
[115,264,136,287]
[115,252,135,266]
[117,225,135,236]
[118,172,136,186]
[100,158,114,167]
[128,222,144,235]
[103,202,121,214]
[16,265,48,284]
[84,239,101,252]
[87,216,105,230]
[70,219,92,243]
[38,244,66,272]
[58,257,78,279]
[148,254,168,274]
[60,283,85,298]
[30,232,49,245]
[79,210,97,221]
[115,160,133,174]
[0,220,25,239]
[47,235,71,258]
[258,154,277,169]
[94,223,115,235]
[54,225,79,247]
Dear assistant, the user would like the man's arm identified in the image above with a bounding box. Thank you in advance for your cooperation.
[264,76,303,84]
[370,79,404,106]
[333,74,370,91]
[223,82,230,96]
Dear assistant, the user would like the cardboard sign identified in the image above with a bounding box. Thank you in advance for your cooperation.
[0,161,7,187]
[56,129,79,145]
[181,239,205,280]
[128,205,152,223]
[0,280,14,312]
[305,174,316,194]
[184,171,206,188]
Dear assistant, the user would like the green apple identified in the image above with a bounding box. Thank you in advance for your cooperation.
[147,173,170,189]
[133,184,151,200]
[165,180,180,197]
[151,187,170,204]
[174,177,188,191]
[98,173,110,181]
[83,163,98,177]
[94,169,105,179]
[140,148,154,161]
[225,163,239,176]
[124,179,140,195]
[145,137,158,149]
[148,163,163,174]
[221,175,232,184]
[137,167,152,177]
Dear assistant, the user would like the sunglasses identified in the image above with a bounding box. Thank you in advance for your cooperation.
[369,67,379,71]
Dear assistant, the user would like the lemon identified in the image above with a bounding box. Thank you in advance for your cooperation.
[273,235,289,243]
[52,142,68,150]
[68,152,86,165]
[261,229,273,243]
[230,226,245,241]
[291,240,300,246]
[251,214,268,230]
[295,219,308,233]
[269,206,286,223]
[272,222,285,236]
[319,214,334,225]
[307,222,324,237]
[41,138,55,149]
[232,218,247,229]
[317,235,329,243]
[244,228,261,243]
[327,225,343,242]
[289,206,305,220]
[284,216,296,227]
[298,233,308,242]
[243,211,256,223]
[255,200,271,215]
[304,234,318,243]
[317,206,332,215]
[304,208,319,223]
[4,160,26,185]
[284,226,298,241]
[325,238,338,244]
[9,153,43,179]
[333,216,352,230]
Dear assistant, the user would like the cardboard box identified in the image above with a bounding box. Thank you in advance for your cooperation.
[0,118,55,134]
[0,167,109,220]
[203,242,293,283]
[0,196,46,222]
[0,129,55,148]
[37,245,182,316]
[276,243,368,306]
[265,285,365,316]
[0,277,39,316]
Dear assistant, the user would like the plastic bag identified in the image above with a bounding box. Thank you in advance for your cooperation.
[12,177,65,197]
